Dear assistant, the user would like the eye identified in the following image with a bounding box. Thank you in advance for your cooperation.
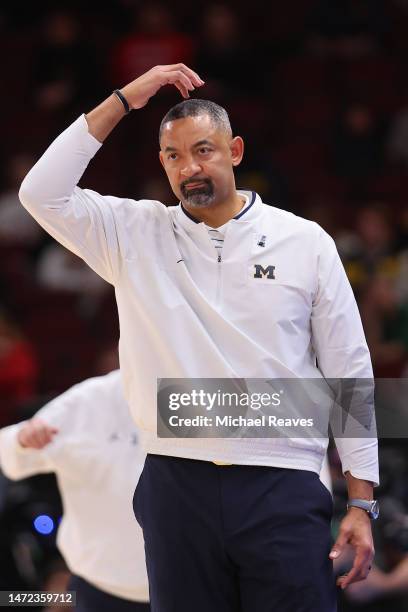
[198,147,211,155]
[167,153,178,161]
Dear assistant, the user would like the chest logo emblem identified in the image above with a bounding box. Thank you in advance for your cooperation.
[254,264,276,279]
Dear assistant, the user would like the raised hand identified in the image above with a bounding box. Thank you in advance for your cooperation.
[121,64,205,110]
[86,64,205,142]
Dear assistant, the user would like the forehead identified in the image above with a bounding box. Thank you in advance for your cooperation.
[160,114,226,148]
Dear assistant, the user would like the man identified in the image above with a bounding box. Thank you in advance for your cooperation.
[19,64,378,612]
[0,370,150,612]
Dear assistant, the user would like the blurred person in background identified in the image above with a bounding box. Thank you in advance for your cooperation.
[332,105,387,183]
[337,204,399,295]
[0,153,44,251]
[0,370,150,612]
[307,0,390,57]
[360,274,408,376]
[36,244,109,318]
[0,308,38,428]
[31,9,103,115]
[195,4,250,99]
[109,3,194,88]
[386,102,408,168]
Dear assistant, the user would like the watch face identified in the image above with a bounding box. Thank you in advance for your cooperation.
[370,500,380,520]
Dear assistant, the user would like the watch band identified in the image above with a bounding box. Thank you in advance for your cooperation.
[347,498,380,520]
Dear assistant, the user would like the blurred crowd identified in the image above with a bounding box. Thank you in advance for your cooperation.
[1,0,408,609]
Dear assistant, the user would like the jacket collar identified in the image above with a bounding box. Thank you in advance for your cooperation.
[176,191,261,232]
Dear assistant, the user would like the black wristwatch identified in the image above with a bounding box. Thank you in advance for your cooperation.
[347,499,380,520]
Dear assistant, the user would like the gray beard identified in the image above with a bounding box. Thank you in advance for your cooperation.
[180,180,215,208]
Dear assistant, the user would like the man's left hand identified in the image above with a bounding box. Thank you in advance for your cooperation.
[329,507,375,589]
[346,565,387,603]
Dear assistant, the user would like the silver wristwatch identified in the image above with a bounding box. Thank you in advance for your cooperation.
[347,499,380,520]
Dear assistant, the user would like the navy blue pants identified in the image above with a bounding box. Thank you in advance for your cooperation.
[133,455,336,612]
[68,575,150,611]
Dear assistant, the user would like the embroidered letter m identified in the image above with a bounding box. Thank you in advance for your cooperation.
[254,264,276,279]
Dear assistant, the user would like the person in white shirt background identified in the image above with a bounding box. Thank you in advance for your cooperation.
[0,370,150,612]
[18,64,379,612]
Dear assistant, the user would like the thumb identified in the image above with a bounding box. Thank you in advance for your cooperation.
[329,530,349,559]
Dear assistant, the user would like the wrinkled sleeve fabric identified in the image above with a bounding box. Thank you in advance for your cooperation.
[19,115,120,284]
[311,227,379,486]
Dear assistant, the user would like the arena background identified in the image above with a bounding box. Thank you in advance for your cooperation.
[0,1,408,609]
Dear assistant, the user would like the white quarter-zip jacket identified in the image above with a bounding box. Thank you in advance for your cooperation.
[18,115,379,485]
[0,371,149,602]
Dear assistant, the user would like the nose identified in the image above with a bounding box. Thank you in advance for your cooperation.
[180,157,202,177]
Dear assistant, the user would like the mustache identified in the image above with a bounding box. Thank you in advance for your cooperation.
[180,177,212,190]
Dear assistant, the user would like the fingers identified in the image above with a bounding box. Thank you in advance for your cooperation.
[166,70,196,99]
[161,63,204,88]
[330,522,373,589]
[157,64,204,98]
[173,81,190,100]
[18,419,59,449]
[337,545,374,590]
[329,528,349,560]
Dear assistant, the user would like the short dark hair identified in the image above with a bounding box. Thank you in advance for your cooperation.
[159,98,232,143]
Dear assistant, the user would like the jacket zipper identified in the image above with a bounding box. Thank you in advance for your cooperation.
[216,252,222,306]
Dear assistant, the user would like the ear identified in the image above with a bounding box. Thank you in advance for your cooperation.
[230,136,244,167]
[159,150,165,169]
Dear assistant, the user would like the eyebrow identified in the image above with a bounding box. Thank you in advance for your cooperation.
[193,139,213,148]
[164,139,214,153]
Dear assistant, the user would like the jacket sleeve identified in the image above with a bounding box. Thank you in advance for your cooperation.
[0,423,55,480]
[18,114,121,284]
[311,227,379,486]
[0,377,91,480]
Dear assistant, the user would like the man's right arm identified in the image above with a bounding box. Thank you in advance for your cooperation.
[86,64,203,142]
[18,65,203,282]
